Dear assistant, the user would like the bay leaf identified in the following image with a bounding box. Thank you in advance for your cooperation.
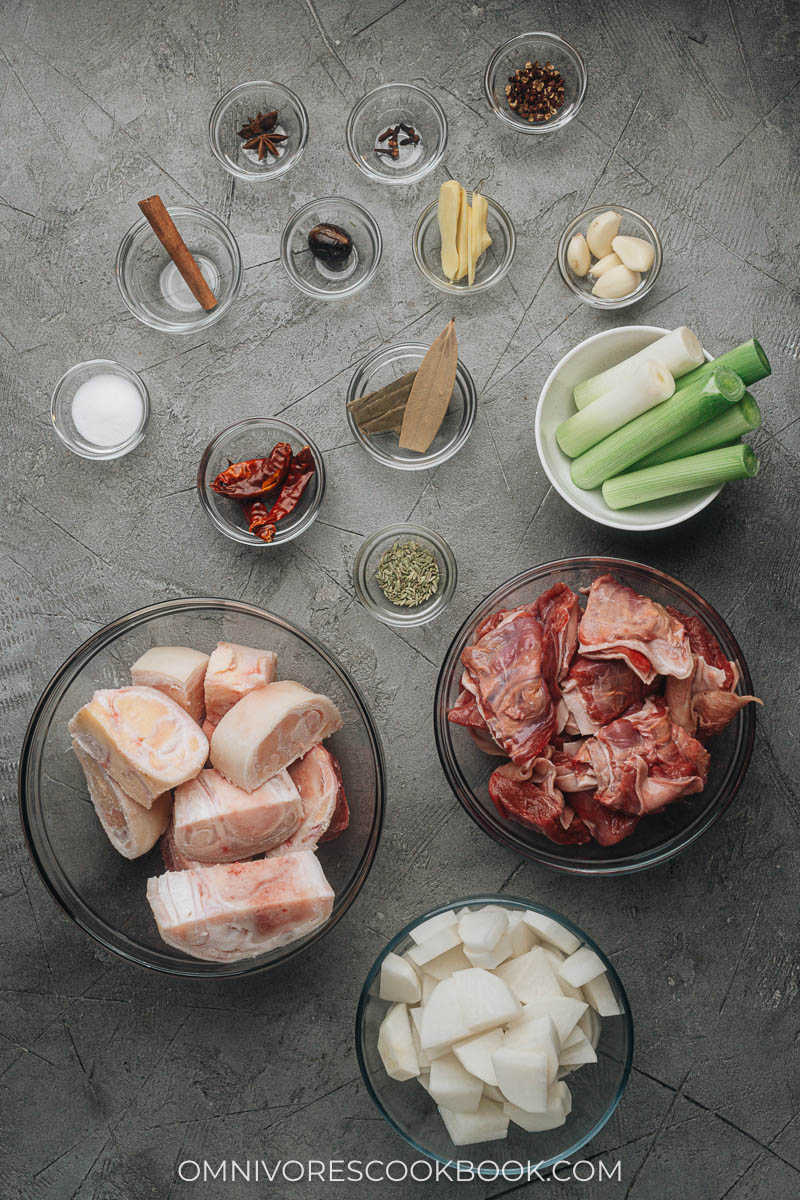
[398,320,458,453]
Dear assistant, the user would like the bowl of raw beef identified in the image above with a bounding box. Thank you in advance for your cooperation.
[434,558,759,875]
[18,598,385,976]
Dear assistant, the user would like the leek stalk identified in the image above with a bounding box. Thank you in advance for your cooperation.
[631,393,761,470]
[573,326,703,409]
[602,444,759,510]
[673,338,770,393]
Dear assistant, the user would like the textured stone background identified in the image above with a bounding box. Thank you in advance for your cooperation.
[1,0,798,1196]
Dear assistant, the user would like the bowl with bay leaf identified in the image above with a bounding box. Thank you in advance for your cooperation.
[346,322,477,471]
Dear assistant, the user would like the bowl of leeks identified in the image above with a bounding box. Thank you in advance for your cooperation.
[535,326,766,532]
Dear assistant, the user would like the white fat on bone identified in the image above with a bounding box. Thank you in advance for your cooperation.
[559,946,607,988]
[69,686,208,808]
[428,1053,483,1113]
[146,851,333,963]
[72,740,171,859]
[204,642,278,725]
[172,768,302,863]
[130,646,210,723]
[210,681,342,792]
[269,743,341,855]
[437,1099,509,1146]
[378,1003,420,1081]
[379,952,422,1005]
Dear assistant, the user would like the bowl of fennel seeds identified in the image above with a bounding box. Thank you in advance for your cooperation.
[352,524,457,627]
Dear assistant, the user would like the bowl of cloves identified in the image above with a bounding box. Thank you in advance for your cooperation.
[208,80,309,181]
[345,84,448,185]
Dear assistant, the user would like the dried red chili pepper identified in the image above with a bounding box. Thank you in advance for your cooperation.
[246,447,316,543]
[210,442,292,498]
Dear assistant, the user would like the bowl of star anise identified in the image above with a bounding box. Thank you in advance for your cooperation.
[209,81,309,181]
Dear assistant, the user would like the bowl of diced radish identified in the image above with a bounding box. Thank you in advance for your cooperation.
[356,898,632,1178]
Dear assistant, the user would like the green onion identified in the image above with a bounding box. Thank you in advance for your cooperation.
[570,366,745,491]
[573,326,703,409]
[673,338,770,393]
[630,393,762,470]
[602,444,759,510]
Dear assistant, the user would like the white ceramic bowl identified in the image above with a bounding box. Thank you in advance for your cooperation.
[535,326,718,531]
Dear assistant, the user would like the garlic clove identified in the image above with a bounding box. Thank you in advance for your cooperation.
[611,235,655,272]
[586,210,622,259]
[591,264,641,299]
[588,252,622,279]
[566,233,591,277]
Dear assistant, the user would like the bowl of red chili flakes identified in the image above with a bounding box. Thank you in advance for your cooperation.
[197,417,326,546]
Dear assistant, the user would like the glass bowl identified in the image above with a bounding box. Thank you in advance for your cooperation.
[116,205,242,333]
[434,558,756,876]
[557,206,662,309]
[356,896,633,1178]
[345,83,448,185]
[346,341,477,470]
[281,197,382,299]
[208,80,309,181]
[18,598,385,978]
[413,194,515,294]
[484,32,587,134]
[51,359,149,460]
[536,326,718,531]
[353,524,457,628]
[197,417,325,547]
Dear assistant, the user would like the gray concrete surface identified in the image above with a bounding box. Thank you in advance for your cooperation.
[1,0,798,1196]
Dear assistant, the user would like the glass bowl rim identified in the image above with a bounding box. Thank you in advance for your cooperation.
[556,205,663,309]
[434,556,756,876]
[355,893,633,1177]
[51,358,150,460]
[352,522,458,627]
[345,82,449,185]
[18,596,386,978]
[345,340,478,471]
[534,324,720,531]
[207,79,310,181]
[280,196,383,299]
[115,204,243,333]
[196,416,327,547]
[412,194,516,295]
[483,31,588,134]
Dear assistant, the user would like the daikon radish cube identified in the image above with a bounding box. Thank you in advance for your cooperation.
[543,947,566,973]
[452,1028,504,1086]
[496,947,563,1004]
[409,910,459,945]
[458,906,508,954]
[582,971,620,1017]
[522,912,581,955]
[409,1013,433,1070]
[556,975,586,1003]
[380,952,422,1004]
[464,931,514,970]
[419,979,473,1052]
[578,1006,602,1047]
[503,1015,560,1083]
[559,947,606,988]
[424,945,472,980]
[452,968,520,1034]
[559,1030,597,1067]
[428,1054,483,1113]
[421,974,437,1004]
[508,911,538,957]
[561,1026,585,1050]
[492,1047,548,1112]
[407,925,461,966]
[438,1099,509,1146]
[418,1071,431,1093]
[377,1004,419,1081]
[509,996,588,1044]
[503,1081,571,1132]
[483,1084,505,1104]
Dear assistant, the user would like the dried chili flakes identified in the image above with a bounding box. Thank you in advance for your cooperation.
[210,442,292,498]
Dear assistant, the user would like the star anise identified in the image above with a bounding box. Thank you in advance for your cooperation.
[242,131,288,160]
[237,110,278,139]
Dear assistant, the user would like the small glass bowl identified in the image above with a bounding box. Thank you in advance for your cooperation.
[51,359,150,460]
[484,32,587,134]
[208,80,309,181]
[356,897,633,1178]
[558,205,662,309]
[345,84,448,185]
[116,205,242,333]
[281,197,383,299]
[353,524,457,628]
[197,417,325,546]
[346,341,477,471]
[413,193,516,294]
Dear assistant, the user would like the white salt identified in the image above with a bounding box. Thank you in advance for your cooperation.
[71,373,144,448]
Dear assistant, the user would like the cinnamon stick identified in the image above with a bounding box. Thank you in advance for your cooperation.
[137,195,218,311]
